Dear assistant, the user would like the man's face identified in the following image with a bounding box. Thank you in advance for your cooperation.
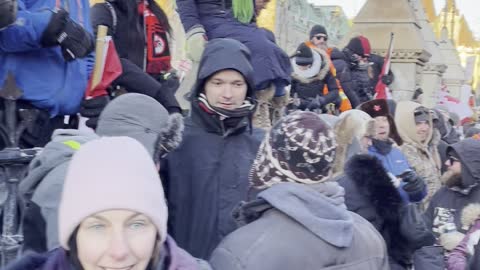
[374,116,390,141]
[311,34,328,50]
[204,69,248,110]
[416,121,430,143]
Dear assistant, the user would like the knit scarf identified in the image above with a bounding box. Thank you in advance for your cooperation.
[372,138,393,155]
[138,1,171,74]
[197,93,257,130]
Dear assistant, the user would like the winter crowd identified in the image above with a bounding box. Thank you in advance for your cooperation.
[2,0,480,269]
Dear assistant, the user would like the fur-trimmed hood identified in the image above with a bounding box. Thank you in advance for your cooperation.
[332,110,375,175]
[291,47,331,83]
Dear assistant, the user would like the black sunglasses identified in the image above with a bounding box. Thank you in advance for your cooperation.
[448,156,459,164]
[314,35,328,41]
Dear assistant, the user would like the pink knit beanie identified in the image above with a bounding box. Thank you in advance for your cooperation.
[58,137,168,249]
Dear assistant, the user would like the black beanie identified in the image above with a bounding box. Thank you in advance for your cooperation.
[309,25,328,39]
[295,43,313,66]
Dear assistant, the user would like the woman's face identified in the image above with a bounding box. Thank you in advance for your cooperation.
[76,210,158,270]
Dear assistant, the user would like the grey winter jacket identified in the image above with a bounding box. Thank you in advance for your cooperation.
[209,182,389,270]
[19,129,98,250]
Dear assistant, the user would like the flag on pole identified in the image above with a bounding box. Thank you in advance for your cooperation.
[375,33,394,100]
[86,27,122,98]
[437,89,473,122]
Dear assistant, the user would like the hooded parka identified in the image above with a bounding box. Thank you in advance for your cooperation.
[395,101,442,207]
[162,39,264,259]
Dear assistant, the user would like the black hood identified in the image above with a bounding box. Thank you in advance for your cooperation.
[329,47,345,61]
[191,38,255,100]
[189,39,256,136]
[448,138,480,188]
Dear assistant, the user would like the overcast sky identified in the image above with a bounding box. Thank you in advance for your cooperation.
[309,0,480,39]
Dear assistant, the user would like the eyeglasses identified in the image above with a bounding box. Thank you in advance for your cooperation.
[314,35,328,41]
[448,156,459,164]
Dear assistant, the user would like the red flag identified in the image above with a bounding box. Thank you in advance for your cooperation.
[375,33,394,100]
[86,37,122,98]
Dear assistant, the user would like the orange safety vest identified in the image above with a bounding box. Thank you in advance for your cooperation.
[304,42,352,112]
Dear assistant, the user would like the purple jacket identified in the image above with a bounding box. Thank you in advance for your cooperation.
[5,236,210,270]
[447,219,480,270]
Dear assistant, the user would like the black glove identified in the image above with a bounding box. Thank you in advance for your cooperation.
[399,170,427,203]
[0,0,16,29]
[381,74,393,85]
[79,95,110,129]
[153,72,180,95]
[307,96,325,111]
[40,8,94,61]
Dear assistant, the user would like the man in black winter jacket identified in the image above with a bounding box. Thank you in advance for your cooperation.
[425,138,480,254]
[307,25,360,108]
[161,38,264,260]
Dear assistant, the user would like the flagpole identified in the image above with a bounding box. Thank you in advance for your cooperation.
[90,25,109,95]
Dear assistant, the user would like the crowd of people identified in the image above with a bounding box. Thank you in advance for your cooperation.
[2,0,480,269]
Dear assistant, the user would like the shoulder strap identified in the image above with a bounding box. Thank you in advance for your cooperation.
[104,1,118,35]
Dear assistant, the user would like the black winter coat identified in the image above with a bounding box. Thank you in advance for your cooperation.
[425,138,480,238]
[90,0,181,113]
[337,154,417,270]
[161,39,264,259]
[329,48,360,108]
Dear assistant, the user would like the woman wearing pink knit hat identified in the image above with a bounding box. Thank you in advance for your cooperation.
[6,137,211,270]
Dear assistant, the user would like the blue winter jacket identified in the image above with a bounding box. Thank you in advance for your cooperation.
[368,146,410,176]
[368,145,427,203]
[0,0,94,116]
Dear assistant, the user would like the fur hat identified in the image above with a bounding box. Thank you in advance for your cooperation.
[309,25,328,39]
[59,137,168,249]
[250,111,337,189]
[358,99,390,118]
[294,43,314,66]
[346,36,371,57]
[358,99,403,145]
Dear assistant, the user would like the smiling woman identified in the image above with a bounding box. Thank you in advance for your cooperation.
[75,211,158,270]
[4,137,210,270]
